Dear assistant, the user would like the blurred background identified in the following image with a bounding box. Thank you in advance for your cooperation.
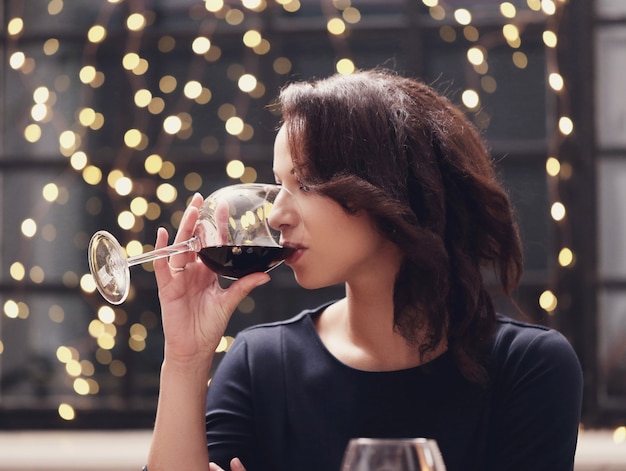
[0,0,625,443]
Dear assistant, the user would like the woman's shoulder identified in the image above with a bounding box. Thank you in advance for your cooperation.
[486,315,583,468]
[493,314,574,352]
[490,314,582,381]
[216,303,334,383]
[234,302,332,350]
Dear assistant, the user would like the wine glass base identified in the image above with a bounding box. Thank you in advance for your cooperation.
[88,230,131,305]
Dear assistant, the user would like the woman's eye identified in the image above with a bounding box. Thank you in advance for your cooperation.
[295,177,310,192]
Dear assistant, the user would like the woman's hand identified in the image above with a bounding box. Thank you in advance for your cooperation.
[209,458,246,471]
[153,193,270,366]
[147,194,268,471]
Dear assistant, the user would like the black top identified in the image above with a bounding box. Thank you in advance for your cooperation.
[205,304,583,471]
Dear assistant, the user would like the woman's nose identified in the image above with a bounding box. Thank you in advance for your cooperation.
[268,187,296,232]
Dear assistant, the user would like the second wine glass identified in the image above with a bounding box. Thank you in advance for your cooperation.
[341,438,447,471]
[88,183,296,305]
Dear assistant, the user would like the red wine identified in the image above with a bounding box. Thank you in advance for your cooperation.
[197,245,296,278]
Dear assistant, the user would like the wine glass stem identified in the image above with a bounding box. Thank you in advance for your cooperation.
[126,236,199,268]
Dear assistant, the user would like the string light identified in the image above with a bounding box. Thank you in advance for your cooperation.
[422,0,576,322]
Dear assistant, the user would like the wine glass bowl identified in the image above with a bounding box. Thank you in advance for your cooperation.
[88,183,296,305]
[193,184,295,279]
[341,438,447,471]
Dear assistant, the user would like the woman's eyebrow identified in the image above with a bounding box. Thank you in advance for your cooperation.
[273,168,296,180]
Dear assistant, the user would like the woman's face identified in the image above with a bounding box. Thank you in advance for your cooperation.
[269,126,402,289]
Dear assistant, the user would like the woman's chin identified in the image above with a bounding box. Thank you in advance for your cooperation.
[291,270,342,291]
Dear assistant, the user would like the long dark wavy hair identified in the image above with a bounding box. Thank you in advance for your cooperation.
[277,69,524,383]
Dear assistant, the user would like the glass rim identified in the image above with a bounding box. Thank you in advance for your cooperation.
[347,437,435,445]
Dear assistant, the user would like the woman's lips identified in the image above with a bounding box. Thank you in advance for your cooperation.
[282,242,304,265]
[285,247,303,265]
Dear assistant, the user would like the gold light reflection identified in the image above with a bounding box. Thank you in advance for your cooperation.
[43,38,60,55]
[33,108,50,127]
[238,74,257,93]
[49,305,65,323]
[9,51,26,69]
[110,360,127,377]
[463,26,479,42]
[539,290,558,313]
[184,81,202,99]
[327,17,346,35]
[8,17,24,35]
[4,300,19,319]
[551,202,566,221]
[546,156,561,176]
[500,2,516,18]
[549,72,564,91]
[461,89,480,110]
[21,218,37,238]
[225,116,245,135]
[127,13,147,32]
[467,47,485,66]
[503,24,521,47]
[156,183,177,203]
[481,76,497,93]
[159,161,176,179]
[543,30,558,48]
[454,8,472,25]
[10,262,26,281]
[559,116,574,135]
[226,9,245,25]
[558,248,574,267]
[512,51,528,68]
[70,151,88,170]
[58,403,75,421]
[541,0,557,16]
[277,0,300,13]
[163,115,183,135]
[118,210,136,230]
[336,58,355,74]
[242,30,262,48]
[192,37,211,55]
[87,25,107,43]
[227,160,246,179]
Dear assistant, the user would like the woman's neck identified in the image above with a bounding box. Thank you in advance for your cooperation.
[315,283,446,372]
[313,238,447,371]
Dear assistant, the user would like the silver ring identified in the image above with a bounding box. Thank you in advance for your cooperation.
[168,263,186,272]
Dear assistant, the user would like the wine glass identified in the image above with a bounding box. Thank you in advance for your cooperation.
[88,183,296,305]
[341,438,447,471]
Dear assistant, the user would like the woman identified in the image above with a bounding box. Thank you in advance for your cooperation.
[146,69,583,471]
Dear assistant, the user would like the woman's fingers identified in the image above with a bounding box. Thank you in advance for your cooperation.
[230,457,247,471]
[208,458,246,471]
[169,193,204,269]
[153,227,173,285]
[218,272,270,315]
[214,199,230,245]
